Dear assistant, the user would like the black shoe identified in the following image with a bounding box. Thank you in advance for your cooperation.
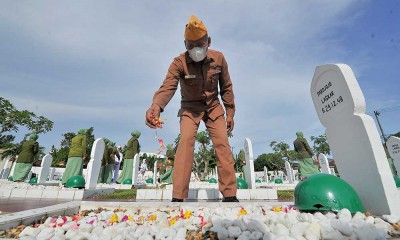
[222,196,239,202]
[171,198,183,202]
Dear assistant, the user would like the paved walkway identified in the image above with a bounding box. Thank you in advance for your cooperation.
[0,198,70,214]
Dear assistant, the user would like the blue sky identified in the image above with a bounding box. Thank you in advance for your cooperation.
[1,0,399,158]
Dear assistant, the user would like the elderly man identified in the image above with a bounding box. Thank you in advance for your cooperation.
[145,15,238,202]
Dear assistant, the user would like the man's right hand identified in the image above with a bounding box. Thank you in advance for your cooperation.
[145,104,161,129]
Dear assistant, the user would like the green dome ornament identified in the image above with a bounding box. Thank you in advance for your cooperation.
[274,178,283,184]
[256,179,262,183]
[65,175,86,189]
[123,179,132,185]
[295,173,365,213]
[145,178,154,184]
[236,178,248,189]
[29,177,38,184]
[209,178,217,183]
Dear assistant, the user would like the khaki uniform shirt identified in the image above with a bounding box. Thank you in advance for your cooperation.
[17,140,39,163]
[68,135,87,158]
[152,49,235,120]
[293,138,314,159]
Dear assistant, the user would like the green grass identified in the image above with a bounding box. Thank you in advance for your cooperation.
[92,188,294,201]
[93,189,137,200]
[277,190,294,200]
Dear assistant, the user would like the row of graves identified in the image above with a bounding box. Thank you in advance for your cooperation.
[0,64,400,239]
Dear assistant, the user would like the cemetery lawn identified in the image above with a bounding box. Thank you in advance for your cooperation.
[277,190,294,200]
[89,189,294,201]
[91,189,137,200]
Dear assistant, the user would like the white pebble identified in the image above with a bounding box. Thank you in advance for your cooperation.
[330,219,353,236]
[290,222,309,238]
[175,227,186,239]
[325,211,337,219]
[65,229,86,240]
[382,214,400,224]
[247,219,270,235]
[78,222,93,232]
[37,227,55,239]
[50,233,66,240]
[237,234,250,240]
[233,218,248,231]
[337,209,352,222]
[304,222,321,240]
[249,231,263,240]
[313,212,327,222]
[297,212,314,223]
[19,226,41,237]
[354,223,387,240]
[228,226,242,238]
[273,223,289,236]
[365,216,375,224]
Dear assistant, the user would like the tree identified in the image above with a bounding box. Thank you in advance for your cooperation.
[0,97,53,158]
[310,134,330,155]
[269,141,297,162]
[193,130,215,180]
[255,153,285,171]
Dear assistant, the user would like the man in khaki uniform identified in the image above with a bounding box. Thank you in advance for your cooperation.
[145,15,238,202]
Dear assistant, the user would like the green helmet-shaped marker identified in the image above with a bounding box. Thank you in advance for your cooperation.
[295,173,365,213]
[209,178,217,183]
[256,179,262,183]
[29,177,38,184]
[236,178,248,189]
[123,179,132,185]
[145,178,153,184]
[274,178,283,184]
[65,175,86,188]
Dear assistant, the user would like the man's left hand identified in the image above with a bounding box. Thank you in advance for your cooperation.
[226,116,234,134]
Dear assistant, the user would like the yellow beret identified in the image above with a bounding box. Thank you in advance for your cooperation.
[184,15,208,41]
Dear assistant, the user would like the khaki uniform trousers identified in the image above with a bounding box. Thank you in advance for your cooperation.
[172,112,237,199]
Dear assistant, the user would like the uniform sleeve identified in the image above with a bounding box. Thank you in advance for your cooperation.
[152,58,182,111]
[303,140,314,156]
[33,142,39,155]
[219,55,235,118]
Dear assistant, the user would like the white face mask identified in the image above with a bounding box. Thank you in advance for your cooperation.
[188,47,207,62]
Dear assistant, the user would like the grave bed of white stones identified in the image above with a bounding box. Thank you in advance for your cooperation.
[1,201,400,240]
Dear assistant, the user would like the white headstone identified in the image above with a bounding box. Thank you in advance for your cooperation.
[386,136,400,177]
[37,154,53,184]
[0,157,11,179]
[49,167,56,180]
[284,161,294,183]
[311,63,400,215]
[243,138,256,189]
[132,154,140,185]
[9,159,16,178]
[263,166,269,182]
[153,160,158,184]
[318,153,332,174]
[85,138,105,190]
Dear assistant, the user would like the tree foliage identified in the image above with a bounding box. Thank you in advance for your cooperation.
[310,134,330,155]
[254,153,285,171]
[0,97,53,158]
